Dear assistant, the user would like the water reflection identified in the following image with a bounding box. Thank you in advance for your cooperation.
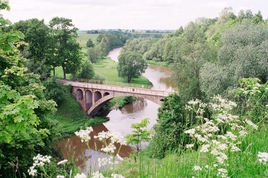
[57,124,132,173]
[121,98,148,114]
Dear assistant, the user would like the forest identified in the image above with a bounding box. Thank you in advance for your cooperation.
[0,1,267,177]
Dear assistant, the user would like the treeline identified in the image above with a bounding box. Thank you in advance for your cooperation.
[87,30,167,63]
[120,8,268,101]
[3,17,84,80]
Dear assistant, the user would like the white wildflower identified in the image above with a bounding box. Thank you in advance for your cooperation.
[225,132,237,141]
[188,99,200,105]
[230,145,240,152]
[245,119,258,130]
[185,128,195,135]
[217,168,228,178]
[57,159,68,165]
[200,144,210,153]
[111,173,125,178]
[186,144,194,149]
[101,144,116,153]
[28,166,37,176]
[75,127,93,143]
[257,152,268,164]
[193,165,202,171]
[57,176,65,178]
[28,154,52,176]
[74,173,87,178]
[91,171,105,178]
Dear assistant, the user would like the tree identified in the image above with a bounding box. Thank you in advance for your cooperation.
[10,18,52,79]
[49,17,82,79]
[43,77,67,104]
[200,22,268,97]
[125,118,151,151]
[86,38,94,48]
[0,2,58,176]
[77,60,94,80]
[117,52,147,83]
[146,93,192,158]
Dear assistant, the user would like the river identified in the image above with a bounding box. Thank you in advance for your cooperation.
[57,47,175,173]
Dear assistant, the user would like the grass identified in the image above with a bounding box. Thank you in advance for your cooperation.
[77,31,98,47]
[93,58,153,88]
[107,123,268,178]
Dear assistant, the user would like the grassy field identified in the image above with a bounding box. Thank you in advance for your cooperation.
[77,31,98,47]
[93,58,153,88]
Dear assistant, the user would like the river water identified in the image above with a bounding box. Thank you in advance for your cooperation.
[57,47,175,173]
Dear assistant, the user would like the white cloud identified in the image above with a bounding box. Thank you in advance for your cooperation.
[1,0,268,30]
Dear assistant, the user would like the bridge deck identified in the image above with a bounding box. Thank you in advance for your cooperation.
[58,79,171,97]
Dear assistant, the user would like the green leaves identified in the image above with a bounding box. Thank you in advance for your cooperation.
[117,51,148,83]
[125,118,151,150]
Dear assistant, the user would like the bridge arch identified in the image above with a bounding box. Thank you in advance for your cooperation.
[103,92,110,97]
[77,89,83,100]
[94,91,102,102]
[87,94,164,116]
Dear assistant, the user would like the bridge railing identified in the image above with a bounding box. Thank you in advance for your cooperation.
[58,79,172,97]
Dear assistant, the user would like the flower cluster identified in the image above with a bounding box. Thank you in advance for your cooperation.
[257,152,268,164]
[185,96,258,178]
[94,130,126,154]
[28,154,52,176]
[75,127,93,143]
[90,171,125,178]
[74,173,87,178]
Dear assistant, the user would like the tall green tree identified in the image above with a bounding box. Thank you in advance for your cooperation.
[0,2,58,176]
[77,60,94,80]
[117,51,147,83]
[146,93,192,158]
[9,18,52,79]
[86,38,94,48]
[49,17,82,79]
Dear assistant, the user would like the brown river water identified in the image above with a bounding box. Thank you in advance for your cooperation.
[57,47,175,173]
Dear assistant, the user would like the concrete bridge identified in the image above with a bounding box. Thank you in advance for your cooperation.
[58,80,171,116]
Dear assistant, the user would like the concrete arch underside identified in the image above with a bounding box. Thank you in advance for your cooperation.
[87,94,164,116]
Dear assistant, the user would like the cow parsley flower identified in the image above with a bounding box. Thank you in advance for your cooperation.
[91,171,105,178]
[74,173,87,178]
[111,173,125,178]
[75,127,93,143]
[245,119,258,130]
[257,152,268,164]
[28,154,52,176]
[193,165,202,171]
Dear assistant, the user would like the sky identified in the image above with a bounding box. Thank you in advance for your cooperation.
[1,0,268,30]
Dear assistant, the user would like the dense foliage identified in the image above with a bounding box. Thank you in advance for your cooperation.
[120,8,268,102]
[0,2,60,176]
[7,17,83,80]
[146,93,194,158]
[117,51,148,83]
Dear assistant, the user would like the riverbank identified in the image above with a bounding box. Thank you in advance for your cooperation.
[48,87,109,138]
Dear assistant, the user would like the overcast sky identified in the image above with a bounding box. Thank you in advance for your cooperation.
[1,0,268,30]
